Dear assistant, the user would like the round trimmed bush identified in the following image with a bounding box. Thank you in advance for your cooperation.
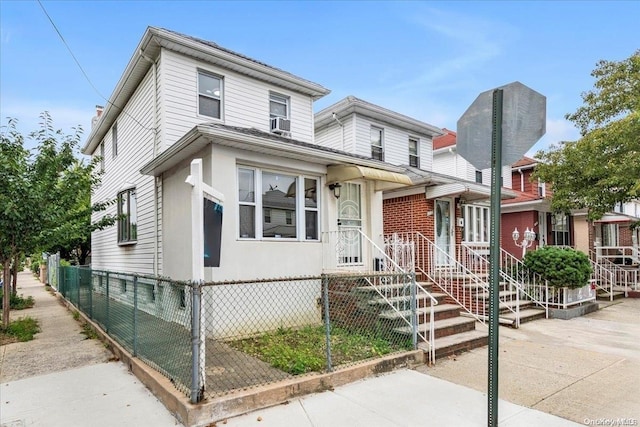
[522,246,592,289]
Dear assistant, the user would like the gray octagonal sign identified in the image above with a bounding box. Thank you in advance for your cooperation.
[457,81,546,170]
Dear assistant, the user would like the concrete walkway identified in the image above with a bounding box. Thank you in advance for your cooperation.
[0,271,183,427]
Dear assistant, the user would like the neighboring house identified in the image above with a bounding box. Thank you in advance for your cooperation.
[587,201,640,265]
[431,128,515,252]
[82,27,413,282]
[500,156,572,259]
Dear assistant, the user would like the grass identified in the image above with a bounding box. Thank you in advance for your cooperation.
[0,291,35,310]
[0,316,40,345]
[81,322,99,340]
[230,325,409,375]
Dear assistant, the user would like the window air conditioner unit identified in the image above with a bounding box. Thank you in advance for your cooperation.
[270,117,291,134]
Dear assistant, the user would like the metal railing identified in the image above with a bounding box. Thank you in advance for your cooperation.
[323,229,438,364]
[589,257,616,301]
[590,250,639,297]
[594,245,639,266]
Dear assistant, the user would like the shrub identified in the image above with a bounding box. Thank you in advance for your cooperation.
[1,316,40,343]
[523,246,592,289]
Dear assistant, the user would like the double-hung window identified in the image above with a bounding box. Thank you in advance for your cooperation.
[117,188,137,244]
[371,127,384,160]
[409,137,419,168]
[475,170,483,183]
[552,213,570,246]
[112,122,118,158]
[238,167,318,240]
[198,71,222,119]
[269,93,289,120]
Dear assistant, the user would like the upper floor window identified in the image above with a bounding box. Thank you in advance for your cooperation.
[409,138,419,168]
[269,93,290,134]
[371,127,384,161]
[112,122,118,158]
[269,93,289,119]
[537,179,546,197]
[198,71,222,119]
[117,188,137,244]
[238,167,318,240]
[99,142,105,172]
[475,170,483,183]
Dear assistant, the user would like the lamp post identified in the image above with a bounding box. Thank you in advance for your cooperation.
[512,227,536,258]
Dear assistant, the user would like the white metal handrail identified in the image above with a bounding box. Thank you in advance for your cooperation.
[323,229,437,363]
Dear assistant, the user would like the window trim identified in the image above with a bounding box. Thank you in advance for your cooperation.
[99,142,105,172]
[237,166,319,242]
[409,137,419,168]
[112,122,118,159]
[371,126,384,161]
[269,92,290,119]
[117,187,137,245]
[197,70,223,120]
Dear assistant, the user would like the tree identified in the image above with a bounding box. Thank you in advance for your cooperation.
[534,51,640,222]
[1,113,116,326]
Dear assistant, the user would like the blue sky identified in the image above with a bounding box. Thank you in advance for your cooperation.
[1,0,638,156]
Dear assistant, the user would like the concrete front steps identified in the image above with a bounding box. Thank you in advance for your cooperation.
[377,285,489,360]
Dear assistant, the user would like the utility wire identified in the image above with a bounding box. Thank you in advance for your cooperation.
[37,0,155,134]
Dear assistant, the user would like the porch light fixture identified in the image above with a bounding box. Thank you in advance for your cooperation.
[512,227,536,258]
[329,183,342,199]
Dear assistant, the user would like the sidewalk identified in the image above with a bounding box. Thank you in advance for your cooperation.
[0,271,183,427]
[2,271,638,426]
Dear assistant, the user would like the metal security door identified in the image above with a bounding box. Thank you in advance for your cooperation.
[435,199,453,266]
[337,183,362,265]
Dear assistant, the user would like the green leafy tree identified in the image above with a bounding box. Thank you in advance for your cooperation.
[534,51,640,222]
[1,113,116,326]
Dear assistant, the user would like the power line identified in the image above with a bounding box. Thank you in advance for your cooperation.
[37,0,155,135]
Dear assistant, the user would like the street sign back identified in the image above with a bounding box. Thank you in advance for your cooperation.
[457,81,546,170]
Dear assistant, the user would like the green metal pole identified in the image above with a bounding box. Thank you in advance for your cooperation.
[488,89,503,427]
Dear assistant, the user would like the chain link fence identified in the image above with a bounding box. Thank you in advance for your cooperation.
[59,266,419,402]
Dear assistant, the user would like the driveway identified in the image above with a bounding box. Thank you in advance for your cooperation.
[415,299,640,424]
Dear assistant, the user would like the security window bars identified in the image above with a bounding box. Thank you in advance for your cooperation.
[117,188,137,244]
[371,127,384,161]
[198,71,222,119]
[463,205,489,243]
[409,137,419,168]
[238,167,319,240]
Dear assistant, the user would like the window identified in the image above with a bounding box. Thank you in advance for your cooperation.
[537,179,546,197]
[238,167,319,240]
[99,142,105,172]
[112,122,118,158]
[269,93,289,119]
[117,188,137,244]
[475,170,483,183]
[371,127,384,160]
[601,223,618,247]
[462,205,490,243]
[552,213,570,246]
[409,138,419,168]
[198,71,222,119]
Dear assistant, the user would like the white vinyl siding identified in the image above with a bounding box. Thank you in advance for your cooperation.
[350,115,433,170]
[90,68,158,274]
[160,49,314,149]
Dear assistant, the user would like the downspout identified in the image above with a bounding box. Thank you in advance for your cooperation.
[141,49,160,276]
[332,112,344,151]
[518,168,524,192]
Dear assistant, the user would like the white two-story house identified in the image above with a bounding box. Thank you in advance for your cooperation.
[82,27,413,282]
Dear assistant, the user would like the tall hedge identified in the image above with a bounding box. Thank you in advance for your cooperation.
[522,246,592,289]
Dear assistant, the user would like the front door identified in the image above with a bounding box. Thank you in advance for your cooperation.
[337,183,362,265]
[435,199,453,266]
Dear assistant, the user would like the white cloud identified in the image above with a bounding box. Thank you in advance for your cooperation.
[526,117,580,156]
[393,7,515,93]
